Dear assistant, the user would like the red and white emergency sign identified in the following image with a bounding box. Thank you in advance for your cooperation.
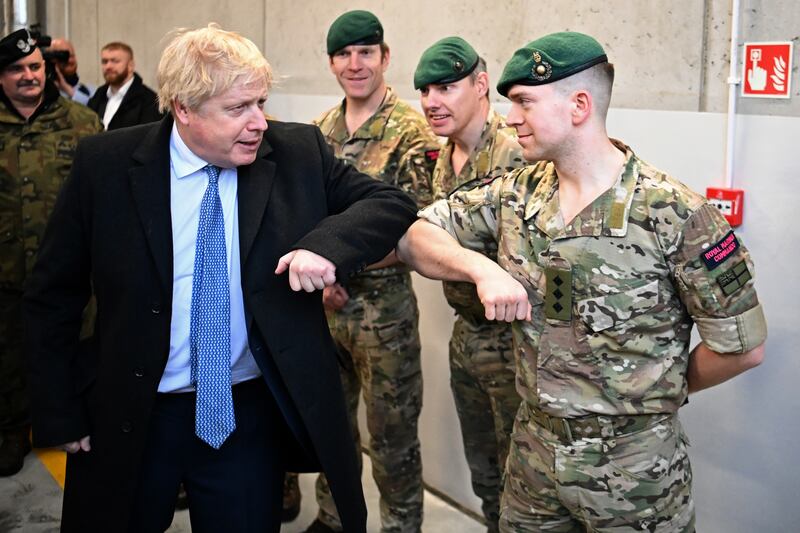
[741,41,793,98]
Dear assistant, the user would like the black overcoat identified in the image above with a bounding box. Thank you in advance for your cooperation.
[24,117,418,532]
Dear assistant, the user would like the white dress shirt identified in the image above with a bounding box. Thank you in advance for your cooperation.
[101,75,134,129]
[158,123,262,392]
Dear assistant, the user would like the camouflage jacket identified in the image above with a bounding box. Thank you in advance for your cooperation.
[433,108,525,325]
[314,87,439,279]
[421,140,767,417]
[0,87,103,290]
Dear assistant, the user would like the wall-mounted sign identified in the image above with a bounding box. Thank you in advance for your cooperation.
[742,41,793,98]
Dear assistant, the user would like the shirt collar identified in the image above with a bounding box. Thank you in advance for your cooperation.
[523,139,639,239]
[323,86,397,143]
[438,106,501,194]
[170,122,209,179]
[107,74,135,99]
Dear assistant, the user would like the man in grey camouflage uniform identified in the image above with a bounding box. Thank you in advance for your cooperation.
[0,29,102,476]
[414,36,524,531]
[301,11,439,533]
[398,32,767,532]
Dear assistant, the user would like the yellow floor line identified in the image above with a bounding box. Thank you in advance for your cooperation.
[35,448,66,489]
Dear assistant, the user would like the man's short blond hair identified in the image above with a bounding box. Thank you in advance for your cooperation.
[157,24,272,114]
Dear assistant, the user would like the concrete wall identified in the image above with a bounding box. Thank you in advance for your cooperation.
[44,0,800,116]
[32,2,800,531]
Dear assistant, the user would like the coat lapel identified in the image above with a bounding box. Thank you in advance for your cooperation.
[128,118,174,293]
[238,137,275,268]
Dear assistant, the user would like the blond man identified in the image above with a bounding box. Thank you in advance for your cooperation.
[25,24,416,532]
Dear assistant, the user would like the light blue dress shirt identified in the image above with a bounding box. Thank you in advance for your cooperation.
[158,123,262,393]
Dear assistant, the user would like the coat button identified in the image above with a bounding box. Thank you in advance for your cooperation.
[121,421,133,433]
[133,368,144,378]
[151,303,161,314]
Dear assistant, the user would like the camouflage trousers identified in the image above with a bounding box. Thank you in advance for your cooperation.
[316,272,424,533]
[450,316,520,532]
[500,403,695,532]
[0,290,29,430]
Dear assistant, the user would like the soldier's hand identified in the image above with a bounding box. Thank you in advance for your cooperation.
[275,249,337,292]
[323,283,349,310]
[60,435,91,454]
[475,269,531,322]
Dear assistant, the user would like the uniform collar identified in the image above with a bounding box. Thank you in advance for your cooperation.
[524,139,639,239]
[438,106,504,194]
[321,86,398,144]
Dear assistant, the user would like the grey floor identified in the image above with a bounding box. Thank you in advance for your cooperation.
[0,450,485,533]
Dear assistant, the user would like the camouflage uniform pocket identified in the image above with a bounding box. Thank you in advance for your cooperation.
[606,416,683,483]
[0,214,24,286]
[579,416,693,524]
[577,279,660,334]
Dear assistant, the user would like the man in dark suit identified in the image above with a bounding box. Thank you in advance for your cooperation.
[24,24,416,533]
[87,41,162,130]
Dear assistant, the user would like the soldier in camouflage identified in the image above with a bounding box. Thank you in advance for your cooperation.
[0,29,102,476]
[398,32,767,532]
[414,37,524,532]
[301,11,439,533]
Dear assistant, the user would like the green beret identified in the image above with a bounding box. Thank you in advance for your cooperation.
[327,10,384,55]
[496,32,607,97]
[0,28,37,71]
[414,36,479,90]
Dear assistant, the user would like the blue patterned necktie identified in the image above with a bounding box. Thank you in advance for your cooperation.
[189,164,235,449]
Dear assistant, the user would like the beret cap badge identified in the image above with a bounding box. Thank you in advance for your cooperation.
[531,49,552,81]
[453,60,464,72]
[16,37,33,53]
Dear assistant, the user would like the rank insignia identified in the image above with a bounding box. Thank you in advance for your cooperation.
[544,265,572,321]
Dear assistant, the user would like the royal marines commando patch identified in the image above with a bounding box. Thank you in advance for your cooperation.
[701,230,740,271]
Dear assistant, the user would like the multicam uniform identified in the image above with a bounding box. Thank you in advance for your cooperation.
[0,84,102,433]
[420,140,767,532]
[432,108,524,529]
[313,87,438,533]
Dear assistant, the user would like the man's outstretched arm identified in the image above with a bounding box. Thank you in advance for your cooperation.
[397,220,530,322]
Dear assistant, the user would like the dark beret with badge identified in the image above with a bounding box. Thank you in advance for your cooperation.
[496,31,608,97]
[0,28,37,71]
[413,36,480,90]
[326,10,384,55]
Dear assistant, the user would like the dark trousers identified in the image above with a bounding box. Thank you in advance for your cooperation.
[129,378,287,533]
[0,290,29,431]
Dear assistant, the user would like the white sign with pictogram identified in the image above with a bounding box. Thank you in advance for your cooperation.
[742,41,793,98]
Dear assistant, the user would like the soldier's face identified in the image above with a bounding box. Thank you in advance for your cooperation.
[506,83,573,162]
[0,49,46,105]
[173,79,268,169]
[329,44,388,101]
[101,49,134,86]
[420,74,487,140]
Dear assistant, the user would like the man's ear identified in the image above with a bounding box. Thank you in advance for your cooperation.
[173,99,190,125]
[381,45,391,72]
[572,89,593,125]
[474,71,489,98]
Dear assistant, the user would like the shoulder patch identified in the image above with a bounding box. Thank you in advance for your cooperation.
[701,230,739,271]
[717,260,751,296]
[425,149,440,162]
